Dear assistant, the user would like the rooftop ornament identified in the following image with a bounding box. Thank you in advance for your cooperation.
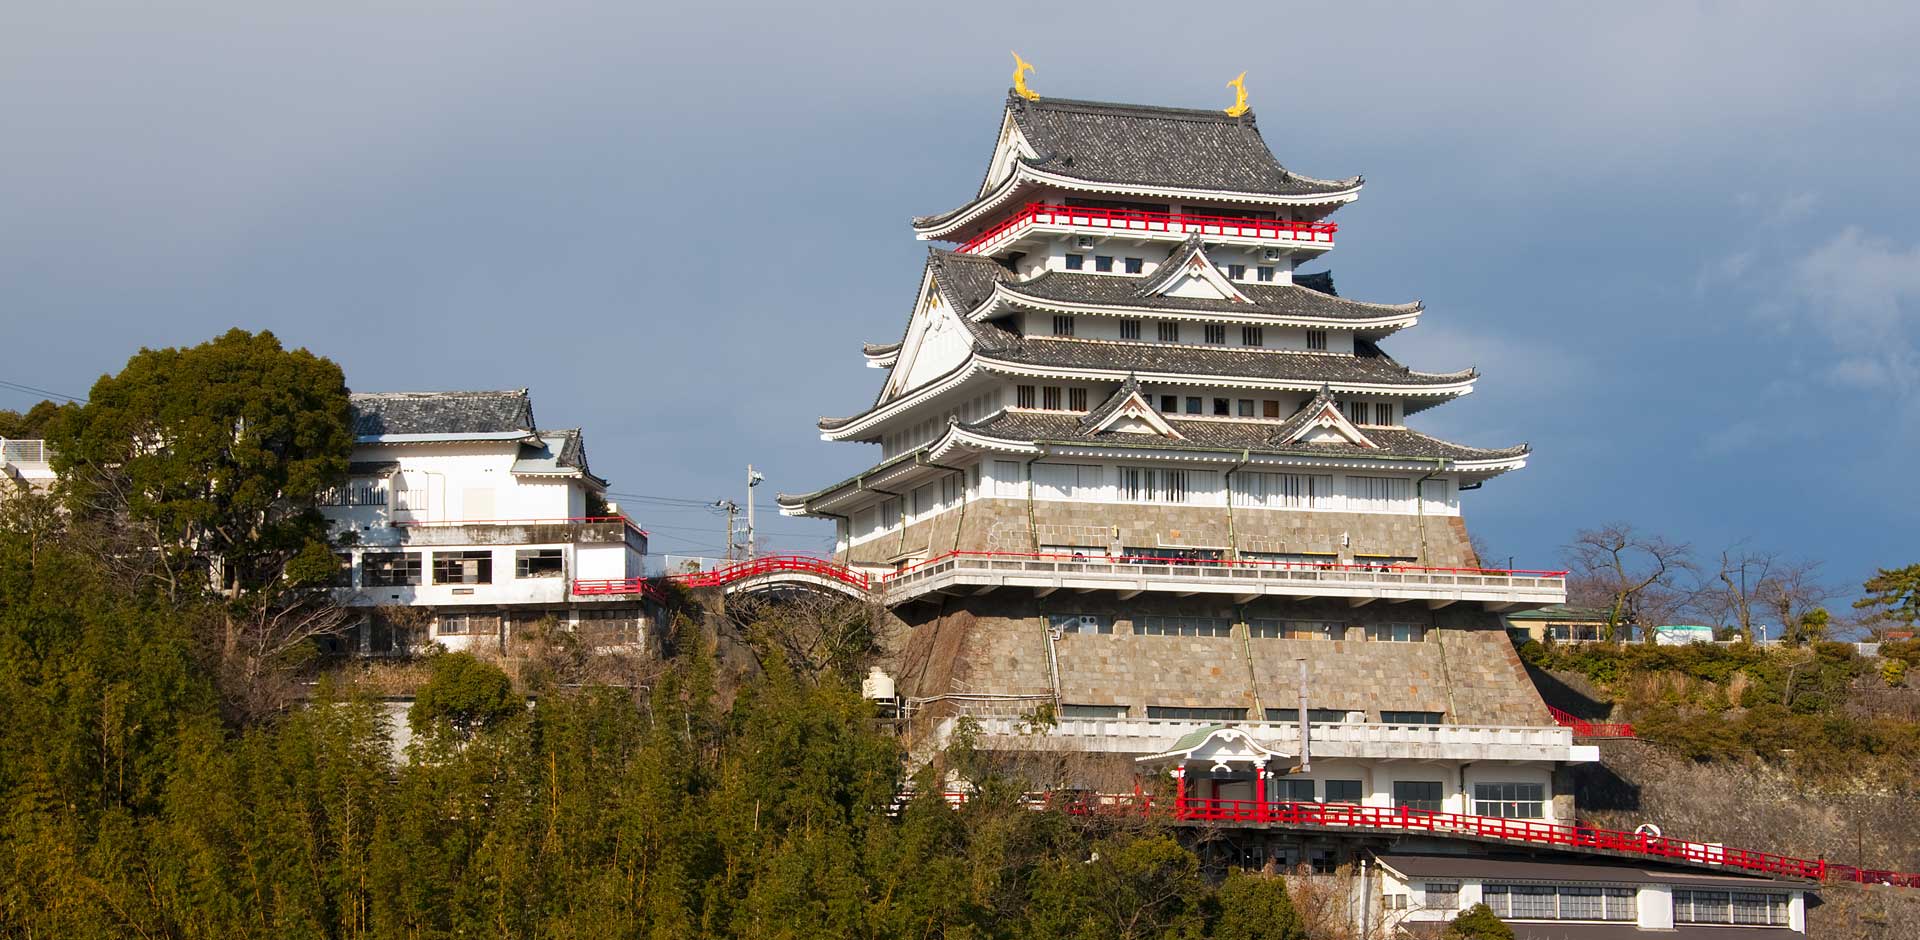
[1224,71,1249,117]
[1011,51,1040,101]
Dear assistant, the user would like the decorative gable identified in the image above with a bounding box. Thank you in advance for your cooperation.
[1276,393,1377,449]
[1080,375,1184,439]
[1137,238,1253,304]
[882,273,977,402]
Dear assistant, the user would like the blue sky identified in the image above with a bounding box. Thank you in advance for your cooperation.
[4,2,1918,591]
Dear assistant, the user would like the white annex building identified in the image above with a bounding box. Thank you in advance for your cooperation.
[323,389,651,653]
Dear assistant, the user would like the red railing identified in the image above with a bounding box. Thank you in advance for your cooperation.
[880,550,1567,583]
[571,577,666,600]
[1547,705,1636,738]
[672,555,871,592]
[958,202,1338,254]
[392,515,649,537]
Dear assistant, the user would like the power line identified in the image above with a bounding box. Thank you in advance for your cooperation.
[0,379,86,404]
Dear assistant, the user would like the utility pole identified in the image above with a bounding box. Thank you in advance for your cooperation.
[715,499,739,561]
[746,465,765,559]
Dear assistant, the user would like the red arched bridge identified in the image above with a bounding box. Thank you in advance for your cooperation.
[573,554,871,601]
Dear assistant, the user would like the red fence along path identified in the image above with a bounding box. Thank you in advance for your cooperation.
[1547,705,1636,738]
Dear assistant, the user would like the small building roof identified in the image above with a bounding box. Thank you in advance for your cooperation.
[511,429,599,483]
[349,389,536,439]
[1505,604,1615,623]
[1375,852,1812,890]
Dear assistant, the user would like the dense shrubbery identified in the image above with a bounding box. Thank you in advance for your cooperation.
[1521,639,1920,774]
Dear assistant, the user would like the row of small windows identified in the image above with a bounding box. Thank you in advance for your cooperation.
[1046,613,1426,643]
[999,461,1434,514]
[357,548,565,587]
[1150,394,1393,425]
[1064,703,1444,732]
[1014,384,1090,411]
[1483,885,1639,922]
[1050,315,1322,351]
[1063,254,1280,283]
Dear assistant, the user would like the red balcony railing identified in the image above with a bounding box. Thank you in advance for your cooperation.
[391,515,649,537]
[1547,705,1636,738]
[675,555,871,591]
[958,202,1338,255]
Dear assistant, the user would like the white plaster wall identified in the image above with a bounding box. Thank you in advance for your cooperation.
[1638,884,1674,930]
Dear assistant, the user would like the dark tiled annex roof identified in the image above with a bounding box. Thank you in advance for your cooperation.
[964,411,1525,462]
[1006,95,1358,197]
[511,428,594,477]
[988,336,1473,387]
[1294,270,1335,296]
[349,390,535,437]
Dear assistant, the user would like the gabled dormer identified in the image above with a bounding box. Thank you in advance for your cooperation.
[1135,237,1254,304]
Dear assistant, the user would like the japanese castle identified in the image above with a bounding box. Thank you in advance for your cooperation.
[777,74,1815,935]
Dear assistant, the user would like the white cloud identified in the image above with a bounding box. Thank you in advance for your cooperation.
[1790,227,1920,398]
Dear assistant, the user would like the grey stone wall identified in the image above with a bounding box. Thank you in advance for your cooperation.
[848,497,1477,568]
[891,596,1551,727]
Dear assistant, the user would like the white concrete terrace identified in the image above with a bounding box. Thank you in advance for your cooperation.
[935,714,1598,765]
[878,551,1567,611]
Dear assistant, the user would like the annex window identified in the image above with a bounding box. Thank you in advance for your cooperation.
[1236,399,1254,417]
[1121,319,1142,340]
[1675,890,1733,924]
[1048,613,1113,635]
[1392,780,1444,812]
[1158,321,1180,343]
[1274,778,1316,802]
[1374,402,1395,426]
[1183,397,1202,414]
[1473,782,1545,819]
[1065,253,1084,270]
[912,482,936,517]
[1159,394,1179,412]
[1425,883,1461,911]
[1368,623,1427,644]
[1249,619,1343,640]
[992,460,1026,497]
[436,611,500,637]
[1731,892,1791,926]
[1233,471,1333,510]
[1324,779,1363,803]
[331,553,353,588]
[1346,400,1372,425]
[1068,387,1088,411]
[1486,885,1637,922]
[1060,703,1129,718]
[1119,466,1192,503]
[1306,329,1328,351]
[1265,707,1353,723]
[1226,263,1247,280]
[1212,397,1230,416]
[1242,326,1264,346]
[1124,257,1144,274]
[362,553,422,587]
[1381,709,1443,724]
[1016,384,1037,408]
[1051,315,1075,336]
[1256,265,1275,282]
[1262,400,1280,418]
[1205,324,1227,344]
[1146,705,1245,720]
[577,608,643,646]
[515,548,565,579]
[1140,615,1233,637]
[433,550,493,585]
[318,478,390,507]
[1033,462,1103,500]
[1095,255,1114,272]
[1042,386,1063,410]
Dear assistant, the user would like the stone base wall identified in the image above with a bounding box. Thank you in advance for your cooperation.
[892,596,1550,727]
[848,498,1478,569]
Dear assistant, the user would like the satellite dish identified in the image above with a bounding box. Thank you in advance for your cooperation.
[1634,823,1663,839]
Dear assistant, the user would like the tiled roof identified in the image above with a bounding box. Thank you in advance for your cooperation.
[961,410,1526,462]
[511,428,595,478]
[1294,270,1336,296]
[1077,374,1147,431]
[1006,95,1358,197]
[349,390,535,437]
[984,336,1473,387]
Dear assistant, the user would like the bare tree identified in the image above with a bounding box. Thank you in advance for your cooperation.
[1758,558,1837,645]
[1698,545,1778,641]
[1564,524,1695,641]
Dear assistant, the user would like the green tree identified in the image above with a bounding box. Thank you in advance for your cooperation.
[0,400,64,439]
[1209,868,1305,940]
[409,653,523,738]
[1856,565,1920,634]
[48,328,352,603]
[1444,902,1515,940]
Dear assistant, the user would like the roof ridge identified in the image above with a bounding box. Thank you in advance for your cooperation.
[349,388,528,399]
[1010,91,1254,124]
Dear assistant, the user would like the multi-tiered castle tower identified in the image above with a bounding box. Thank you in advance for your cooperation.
[781,80,1590,868]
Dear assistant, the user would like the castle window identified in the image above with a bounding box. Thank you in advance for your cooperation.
[1095,255,1114,272]
[1016,385,1037,408]
[1048,613,1112,635]
[432,550,493,585]
[1120,319,1141,340]
[879,498,900,530]
[1205,324,1227,344]
[1262,400,1280,418]
[1264,707,1353,722]
[1374,402,1395,426]
[1306,329,1328,351]
[1242,326,1264,346]
[1473,782,1545,819]
[1347,401,1370,424]
[1068,387,1088,411]
[1226,264,1247,280]
[1349,475,1413,513]
[993,460,1025,497]
[1051,315,1074,336]
[1391,780,1444,812]
[1212,398,1230,416]
[515,549,565,579]
[1065,254,1084,270]
[1367,623,1427,643]
[1237,399,1254,417]
[1042,386,1063,410]
[1160,395,1178,412]
[1184,397,1202,414]
[1256,265,1275,282]
[1119,466,1191,503]
[1146,705,1244,719]
[1381,709,1443,724]
[1124,257,1144,274]
[1158,321,1180,342]
[1250,619,1342,640]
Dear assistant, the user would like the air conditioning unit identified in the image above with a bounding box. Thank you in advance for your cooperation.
[1075,234,1096,250]
[1262,247,1284,262]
